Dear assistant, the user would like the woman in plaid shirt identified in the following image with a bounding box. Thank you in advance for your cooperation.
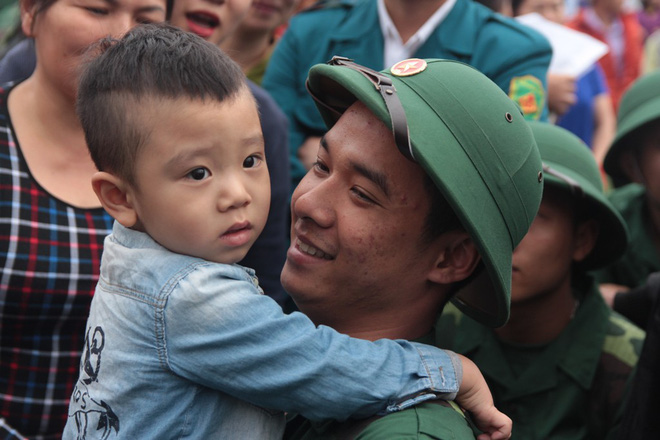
[0,0,168,437]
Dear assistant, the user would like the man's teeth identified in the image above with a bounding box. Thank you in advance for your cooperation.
[298,240,332,260]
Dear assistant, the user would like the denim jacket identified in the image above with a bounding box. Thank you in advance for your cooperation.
[63,223,461,439]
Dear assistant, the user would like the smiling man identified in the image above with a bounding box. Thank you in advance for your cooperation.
[281,56,544,439]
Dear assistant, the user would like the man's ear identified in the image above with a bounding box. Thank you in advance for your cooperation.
[20,0,38,38]
[573,218,599,263]
[91,172,138,228]
[427,231,481,285]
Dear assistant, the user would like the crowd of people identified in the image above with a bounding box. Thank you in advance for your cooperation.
[0,0,658,438]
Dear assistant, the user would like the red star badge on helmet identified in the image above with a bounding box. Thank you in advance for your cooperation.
[390,58,428,77]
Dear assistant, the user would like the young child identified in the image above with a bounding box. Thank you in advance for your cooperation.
[438,121,644,439]
[62,24,510,439]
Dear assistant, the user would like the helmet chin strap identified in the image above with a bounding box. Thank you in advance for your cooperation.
[306,56,416,162]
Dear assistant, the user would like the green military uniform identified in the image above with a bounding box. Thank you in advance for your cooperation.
[436,122,642,439]
[287,393,476,440]
[285,57,544,438]
[594,183,660,289]
[286,335,479,440]
[437,279,644,440]
[599,71,660,289]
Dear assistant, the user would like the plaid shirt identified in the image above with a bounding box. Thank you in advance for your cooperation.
[0,84,113,439]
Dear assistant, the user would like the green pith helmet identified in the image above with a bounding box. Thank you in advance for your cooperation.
[306,57,543,327]
[604,70,660,186]
[529,122,629,269]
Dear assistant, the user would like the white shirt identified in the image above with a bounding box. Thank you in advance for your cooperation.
[378,0,457,69]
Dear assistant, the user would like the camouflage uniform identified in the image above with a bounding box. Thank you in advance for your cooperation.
[437,276,645,439]
[594,183,660,290]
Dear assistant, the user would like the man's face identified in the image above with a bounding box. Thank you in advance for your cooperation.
[281,102,445,325]
[511,189,579,305]
[635,121,660,213]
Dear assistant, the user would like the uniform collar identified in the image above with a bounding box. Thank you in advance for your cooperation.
[449,278,610,399]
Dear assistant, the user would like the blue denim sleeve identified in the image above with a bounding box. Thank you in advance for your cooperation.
[162,265,461,421]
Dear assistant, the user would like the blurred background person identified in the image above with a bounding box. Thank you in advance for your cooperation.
[568,0,645,112]
[513,0,616,167]
[221,0,302,85]
[638,0,660,39]
[262,0,552,194]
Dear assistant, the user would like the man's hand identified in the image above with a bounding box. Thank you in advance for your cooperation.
[547,74,577,116]
[599,283,630,307]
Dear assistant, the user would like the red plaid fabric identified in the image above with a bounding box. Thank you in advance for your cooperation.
[0,84,113,439]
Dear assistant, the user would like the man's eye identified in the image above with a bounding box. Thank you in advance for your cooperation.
[85,7,108,15]
[243,155,261,168]
[187,168,210,180]
[351,188,375,204]
[312,161,329,173]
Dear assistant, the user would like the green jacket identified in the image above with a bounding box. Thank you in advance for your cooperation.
[593,183,660,289]
[285,334,478,440]
[286,401,477,440]
[437,278,644,440]
[263,0,552,188]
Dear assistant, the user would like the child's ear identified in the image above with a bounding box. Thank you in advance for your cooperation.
[427,231,481,285]
[572,218,599,262]
[91,172,138,228]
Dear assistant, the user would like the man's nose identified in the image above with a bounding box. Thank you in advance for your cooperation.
[292,177,335,229]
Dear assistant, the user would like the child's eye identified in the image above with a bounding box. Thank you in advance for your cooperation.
[187,167,210,181]
[243,155,262,169]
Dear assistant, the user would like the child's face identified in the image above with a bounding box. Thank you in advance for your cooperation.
[511,189,582,305]
[169,0,253,45]
[24,0,167,100]
[128,89,270,264]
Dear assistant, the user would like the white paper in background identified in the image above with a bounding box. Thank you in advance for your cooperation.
[516,13,609,78]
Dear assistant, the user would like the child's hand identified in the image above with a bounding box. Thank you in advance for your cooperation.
[454,354,512,440]
[473,405,512,440]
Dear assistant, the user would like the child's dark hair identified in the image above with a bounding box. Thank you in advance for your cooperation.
[77,23,246,185]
